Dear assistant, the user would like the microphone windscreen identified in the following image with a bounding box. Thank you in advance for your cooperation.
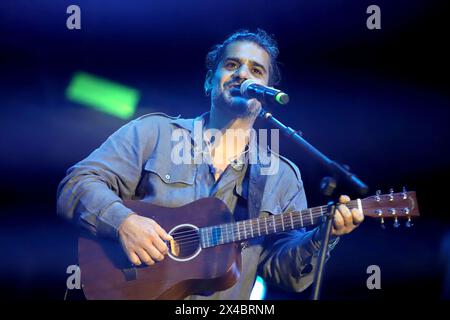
[240,79,257,95]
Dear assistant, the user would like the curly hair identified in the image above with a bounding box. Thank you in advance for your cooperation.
[205,29,281,86]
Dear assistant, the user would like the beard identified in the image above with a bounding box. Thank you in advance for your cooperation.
[212,88,262,118]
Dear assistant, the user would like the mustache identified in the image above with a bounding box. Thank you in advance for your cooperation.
[225,80,243,89]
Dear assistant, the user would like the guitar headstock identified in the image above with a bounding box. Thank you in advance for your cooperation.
[361,187,420,228]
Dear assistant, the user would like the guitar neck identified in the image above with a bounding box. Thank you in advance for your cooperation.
[200,200,362,248]
[199,190,420,248]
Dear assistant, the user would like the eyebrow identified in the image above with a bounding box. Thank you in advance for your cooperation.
[224,57,268,74]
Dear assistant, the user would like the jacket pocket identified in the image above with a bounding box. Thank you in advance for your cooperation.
[144,156,195,185]
[136,156,196,207]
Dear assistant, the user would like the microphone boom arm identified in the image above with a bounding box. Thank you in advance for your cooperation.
[259,108,369,195]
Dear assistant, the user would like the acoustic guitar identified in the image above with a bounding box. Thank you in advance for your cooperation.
[78,189,419,299]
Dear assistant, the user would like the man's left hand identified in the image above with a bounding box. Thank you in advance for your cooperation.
[331,195,364,236]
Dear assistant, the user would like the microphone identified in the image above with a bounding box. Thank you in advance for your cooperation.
[240,79,289,105]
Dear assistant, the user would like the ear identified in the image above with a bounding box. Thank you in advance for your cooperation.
[204,70,213,95]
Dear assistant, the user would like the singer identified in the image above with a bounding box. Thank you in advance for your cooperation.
[57,29,364,300]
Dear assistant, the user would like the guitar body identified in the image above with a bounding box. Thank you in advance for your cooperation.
[78,197,242,300]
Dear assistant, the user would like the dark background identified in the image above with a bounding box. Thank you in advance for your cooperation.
[0,0,449,300]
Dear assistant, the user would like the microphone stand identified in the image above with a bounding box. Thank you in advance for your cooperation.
[259,108,369,300]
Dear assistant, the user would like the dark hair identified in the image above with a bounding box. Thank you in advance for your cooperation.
[205,29,281,86]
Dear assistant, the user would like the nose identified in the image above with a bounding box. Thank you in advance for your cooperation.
[234,64,251,81]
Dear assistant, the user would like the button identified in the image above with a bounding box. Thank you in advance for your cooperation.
[231,162,244,171]
[165,174,171,180]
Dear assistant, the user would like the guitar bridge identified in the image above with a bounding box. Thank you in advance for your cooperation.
[122,266,137,281]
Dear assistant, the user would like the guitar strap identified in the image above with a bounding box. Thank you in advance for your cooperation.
[234,161,268,222]
[248,162,268,220]
[233,160,268,254]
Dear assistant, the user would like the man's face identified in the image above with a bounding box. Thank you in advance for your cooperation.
[206,41,271,117]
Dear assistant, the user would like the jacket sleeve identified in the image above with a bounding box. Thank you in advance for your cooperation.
[56,117,159,239]
[257,170,339,293]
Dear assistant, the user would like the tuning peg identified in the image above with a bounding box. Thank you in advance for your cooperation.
[389,188,394,201]
[402,207,412,227]
[388,208,400,228]
[393,216,400,228]
[402,186,408,199]
[375,190,381,202]
[376,209,385,229]
[405,217,413,228]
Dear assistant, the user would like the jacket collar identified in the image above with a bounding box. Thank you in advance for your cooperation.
[170,112,269,214]
[170,112,209,139]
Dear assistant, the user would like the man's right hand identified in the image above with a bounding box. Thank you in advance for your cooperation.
[118,214,173,266]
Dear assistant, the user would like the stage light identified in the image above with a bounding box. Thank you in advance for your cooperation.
[250,276,267,300]
[66,71,140,119]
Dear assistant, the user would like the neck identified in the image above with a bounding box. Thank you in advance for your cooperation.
[207,105,257,134]
[204,105,257,169]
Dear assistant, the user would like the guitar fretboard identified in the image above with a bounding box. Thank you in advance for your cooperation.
[200,201,360,248]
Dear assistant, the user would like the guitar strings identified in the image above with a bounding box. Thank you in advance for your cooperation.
[170,204,360,243]
[169,213,342,251]
[169,202,360,239]
[174,216,319,248]
[171,211,357,250]
[168,204,362,247]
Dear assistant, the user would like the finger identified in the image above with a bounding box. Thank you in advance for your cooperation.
[136,248,155,266]
[338,204,353,227]
[153,223,173,241]
[127,251,141,266]
[143,235,168,256]
[151,236,170,255]
[331,226,337,236]
[339,195,351,204]
[352,208,364,225]
[144,243,165,261]
[120,239,142,266]
[333,211,345,230]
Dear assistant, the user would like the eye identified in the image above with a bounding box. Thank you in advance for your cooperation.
[225,61,238,70]
[252,68,263,76]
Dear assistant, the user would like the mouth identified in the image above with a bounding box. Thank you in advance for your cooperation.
[227,83,242,96]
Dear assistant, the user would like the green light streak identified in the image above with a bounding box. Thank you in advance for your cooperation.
[66,72,140,119]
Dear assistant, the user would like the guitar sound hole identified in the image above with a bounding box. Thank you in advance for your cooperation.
[168,225,200,260]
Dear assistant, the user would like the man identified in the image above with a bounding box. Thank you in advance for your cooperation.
[57,29,364,299]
